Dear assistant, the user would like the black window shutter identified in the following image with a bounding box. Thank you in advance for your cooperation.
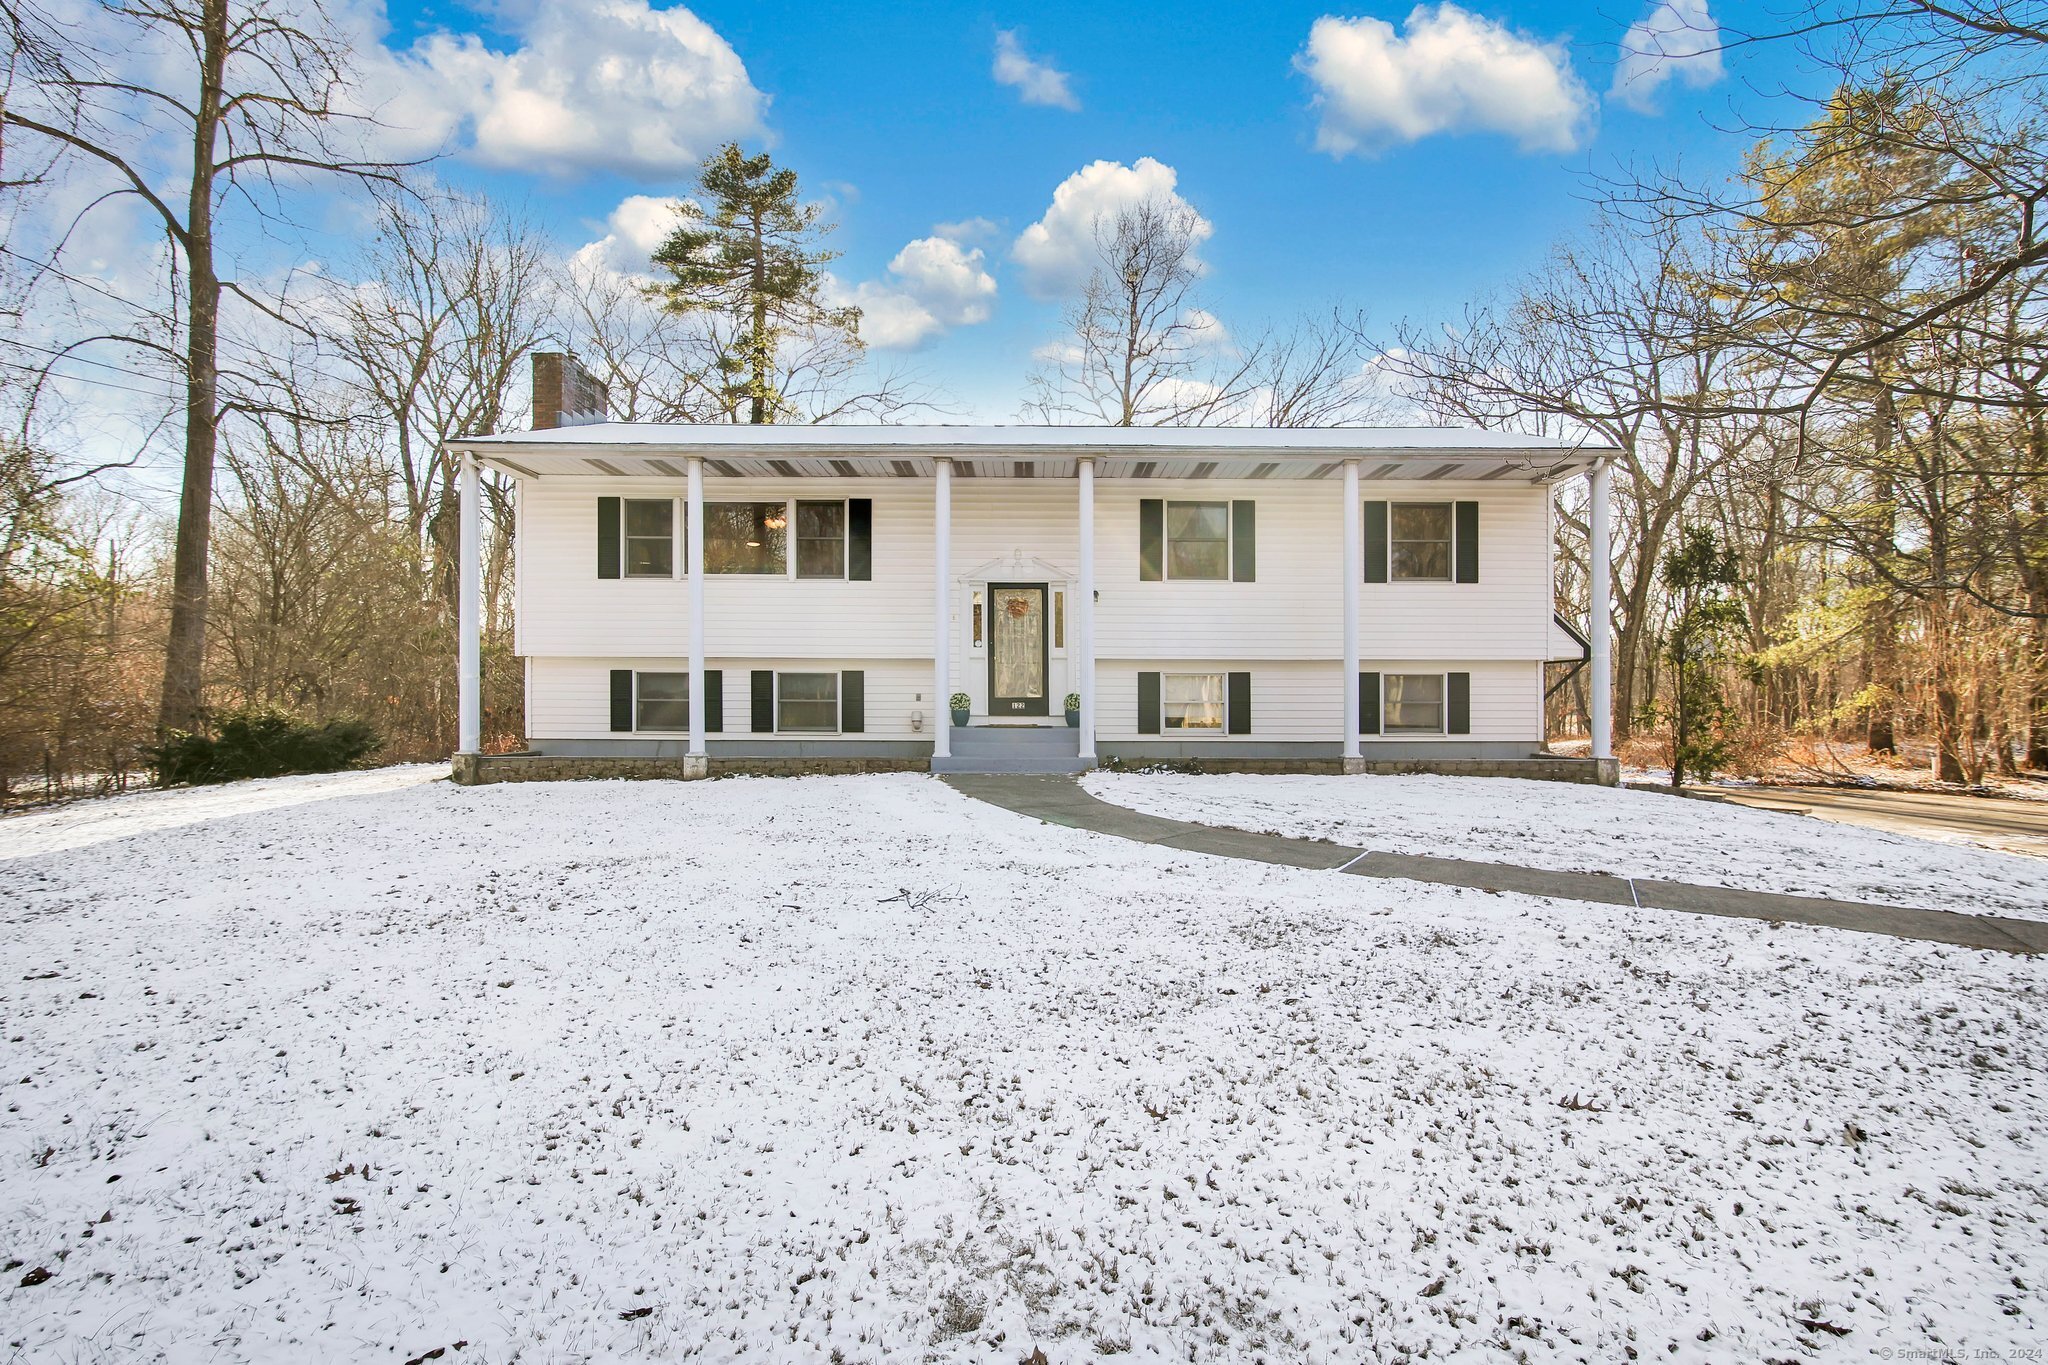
[848,499,873,581]
[1136,671,1162,734]
[840,670,865,733]
[1447,672,1471,734]
[1358,671,1381,735]
[1231,501,1256,582]
[1227,671,1251,734]
[1454,501,1480,583]
[1363,501,1388,583]
[609,669,633,731]
[598,497,621,579]
[1139,499,1164,581]
[704,669,723,733]
[750,670,774,733]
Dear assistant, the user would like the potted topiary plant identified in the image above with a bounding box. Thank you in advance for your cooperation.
[949,692,971,727]
[1063,692,1081,727]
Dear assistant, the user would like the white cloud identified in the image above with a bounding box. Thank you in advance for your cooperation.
[933,216,1000,245]
[833,235,999,350]
[1011,157,1212,299]
[992,30,1080,110]
[571,194,686,276]
[361,0,764,178]
[1297,5,1593,156]
[1611,0,1724,113]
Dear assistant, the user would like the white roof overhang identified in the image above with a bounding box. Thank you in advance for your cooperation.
[447,424,1615,486]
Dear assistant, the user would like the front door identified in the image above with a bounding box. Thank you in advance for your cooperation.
[987,583,1049,717]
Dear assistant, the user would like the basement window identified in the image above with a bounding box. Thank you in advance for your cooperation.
[1383,673,1444,733]
[777,672,839,733]
[1163,673,1225,731]
[634,672,689,731]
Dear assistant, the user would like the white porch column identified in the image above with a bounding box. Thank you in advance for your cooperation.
[1588,459,1614,762]
[1341,458,1361,764]
[686,456,706,770]
[457,451,481,756]
[1077,457,1096,762]
[933,457,952,761]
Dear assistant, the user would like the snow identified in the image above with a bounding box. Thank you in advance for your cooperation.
[2,768,2043,1362]
[1083,770,2048,919]
[460,422,1602,453]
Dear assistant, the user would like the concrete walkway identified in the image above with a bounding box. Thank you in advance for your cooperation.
[941,774,2048,955]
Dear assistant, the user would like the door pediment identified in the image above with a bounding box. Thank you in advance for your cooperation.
[958,553,1073,584]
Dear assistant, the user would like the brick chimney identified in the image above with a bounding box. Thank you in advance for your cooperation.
[531,352,609,430]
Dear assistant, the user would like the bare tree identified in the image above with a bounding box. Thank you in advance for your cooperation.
[1238,308,1395,427]
[1024,199,1255,426]
[1386,219,1785,742]
[2,0,406,735]
[328,188,551,605]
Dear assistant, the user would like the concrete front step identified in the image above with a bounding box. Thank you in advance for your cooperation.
[931,755,1093,775]
[946,725,1081,756]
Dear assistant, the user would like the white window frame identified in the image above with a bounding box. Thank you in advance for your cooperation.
[793,499,850,581]
[622,497,680,579]
[633,670,690,731]
[775,670,840,734]
[1389,502,1455,583]
[1163,500,1233,582]
[704,498,850,580]
[1382,671,1447,734]
[1162,671,1228,734]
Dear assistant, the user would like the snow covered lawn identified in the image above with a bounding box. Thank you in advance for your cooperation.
[1084,770,2048,918]
[2,768,2043,1362]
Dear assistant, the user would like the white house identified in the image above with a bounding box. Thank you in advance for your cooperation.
[446,355,1618,783]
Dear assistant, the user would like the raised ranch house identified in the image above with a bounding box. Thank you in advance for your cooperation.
[446,355,1620,783]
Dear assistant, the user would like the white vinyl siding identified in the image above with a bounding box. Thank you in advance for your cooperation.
[1360,660,1540,744]
[517,478,931,659]
[513,470,1557,747]
[525,657,934,741]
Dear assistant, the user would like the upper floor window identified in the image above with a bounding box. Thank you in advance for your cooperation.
[795,501,847,578]
[623,499,674,578]
[1166,501,1230,580]
[1391,503,1453,581]
[706,502,787,574]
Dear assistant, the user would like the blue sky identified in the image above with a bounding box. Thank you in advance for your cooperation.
[48,0,1804,436]
[346,0,1805,419]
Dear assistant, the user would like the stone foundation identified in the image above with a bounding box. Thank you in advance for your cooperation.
[451,752,1618,787]
[450,752,929,785]
[1101,756,1616,784]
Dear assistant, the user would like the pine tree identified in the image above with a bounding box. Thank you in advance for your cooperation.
[647,144,861,424]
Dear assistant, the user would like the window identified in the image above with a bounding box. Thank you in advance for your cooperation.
[777,672,839,732]
[624,499,674,578]
[795,501,846,578]
[1384,673,1444,733]
[1391,503,1453,581]
[635,672,689,730]
[1166,501,1230,580]
[705,502,787,574]
[1163,673,1225,731]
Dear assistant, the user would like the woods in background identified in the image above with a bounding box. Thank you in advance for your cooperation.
[1,0,2044,800]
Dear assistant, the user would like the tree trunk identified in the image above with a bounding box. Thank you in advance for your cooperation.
[156,0,227,738]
